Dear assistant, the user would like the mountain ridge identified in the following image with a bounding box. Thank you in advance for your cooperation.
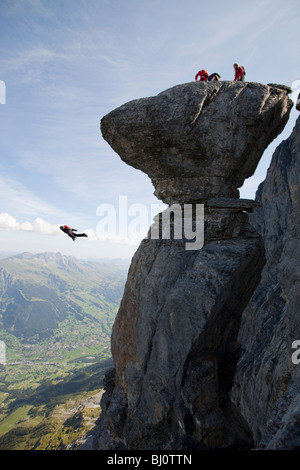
[0,251,128,341]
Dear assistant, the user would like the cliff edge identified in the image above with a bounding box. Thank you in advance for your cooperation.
[91,81,293,450]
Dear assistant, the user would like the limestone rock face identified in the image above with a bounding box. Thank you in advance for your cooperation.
[101,81,292,204]
[232,116,300,449]
[94,233,264,450]
[92,82,293,450]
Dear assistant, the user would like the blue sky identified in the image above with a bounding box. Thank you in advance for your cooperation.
[0,0,299,259]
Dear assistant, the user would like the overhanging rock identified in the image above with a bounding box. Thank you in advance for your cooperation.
[92,81,293,450]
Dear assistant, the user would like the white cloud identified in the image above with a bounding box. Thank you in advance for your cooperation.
[81,228,141,246]
[83,228,98,241]
[13,47,55,79]
[96,233,141,246]
[0,215,137,245]
[0,213,61,236]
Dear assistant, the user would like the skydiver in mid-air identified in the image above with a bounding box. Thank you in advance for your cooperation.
[60,225,88,241]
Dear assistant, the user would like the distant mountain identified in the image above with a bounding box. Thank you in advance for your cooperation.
[0,252,128,341]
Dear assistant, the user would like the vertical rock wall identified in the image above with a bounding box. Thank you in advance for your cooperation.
[232,115,300,449]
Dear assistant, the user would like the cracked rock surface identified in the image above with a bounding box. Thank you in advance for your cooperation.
[101,81,292,204]
[232,116,300,449]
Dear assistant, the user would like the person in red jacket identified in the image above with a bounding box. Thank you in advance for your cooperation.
[195,69,209,82]
[233,63,245,81]
[60,225,88,241]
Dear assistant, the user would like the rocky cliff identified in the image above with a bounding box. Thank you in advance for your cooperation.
[231,114,300,449]
[91,81,294,450]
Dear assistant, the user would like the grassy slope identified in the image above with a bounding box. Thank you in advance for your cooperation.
[0,252,128,449]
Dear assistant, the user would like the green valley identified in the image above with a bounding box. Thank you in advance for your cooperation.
[0,252,128,449]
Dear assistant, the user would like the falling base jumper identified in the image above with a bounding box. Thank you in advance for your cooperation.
[60,225,88,241]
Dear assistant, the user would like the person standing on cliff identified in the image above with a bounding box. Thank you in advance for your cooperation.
[233,63,245,81]
[195,69,209,81]
[60,225,88,241]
